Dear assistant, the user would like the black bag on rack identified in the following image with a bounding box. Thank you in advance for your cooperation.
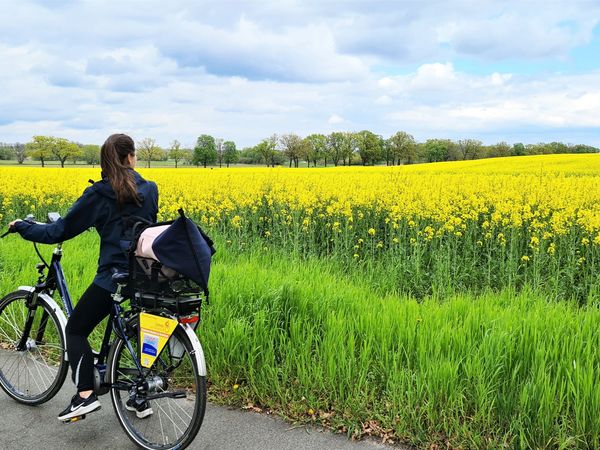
[129,209,216,299]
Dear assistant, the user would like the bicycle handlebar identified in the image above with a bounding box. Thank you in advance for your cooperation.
[2,212,60,238]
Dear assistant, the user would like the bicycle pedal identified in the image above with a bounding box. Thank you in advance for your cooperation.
[62,414,86,423]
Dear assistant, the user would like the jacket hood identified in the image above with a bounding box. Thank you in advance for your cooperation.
[91,169,152,203]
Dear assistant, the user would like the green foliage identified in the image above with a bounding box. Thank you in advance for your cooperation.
[25,136,56,167]
[82,144,101,166]
[457,138,483,160]
[238,146,263,164]
[279,133,303,167]
[52,137,81,168]
[137,137,164,168]
[355,130,382,165]
[0,143,15,160]
[487,141,512,158]
[326,132,345,166]
[340,132,356,166]
[512,142,526,156]
[193,134,217,168]
[222,141,239,167]
[168,140,189,168]
[423,139,449,162]
[304,133,327,167]
[387,131,417,165]
[255,135,279,167]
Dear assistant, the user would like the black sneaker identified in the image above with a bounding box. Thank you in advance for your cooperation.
[58,393,101,421]
[126,397,154,419]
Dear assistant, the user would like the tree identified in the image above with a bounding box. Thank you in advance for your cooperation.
[423,139,452,162]
[192,135,217,168]
[215,138,224,168]
[52,137,81,168]
[305,133,327,167]
[512,142,526,156]
[0,143,14,160]
[355,130,382,165]
[182,148,194,165]
[168,140,188,168]
[487,141,511,158]
[457,139,483,160]
[570,144,598,153]
[222,141,238,167]
[256,135,278,167]
[340,132,357,166]
[82,144,101,167]
[279,133,304,167]
[327,132,344,166]
[137,138,163,168]
[547,142,569,154]
[25,136,57,167]
[238,146,263,164]
[388,131,416,165]
[13,143,26,164]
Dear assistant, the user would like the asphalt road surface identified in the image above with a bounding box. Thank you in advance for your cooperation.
[0,386,400,449]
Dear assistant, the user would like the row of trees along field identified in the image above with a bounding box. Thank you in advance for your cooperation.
[1,132,598,168]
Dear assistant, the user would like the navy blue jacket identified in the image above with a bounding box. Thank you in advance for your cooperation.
[15,170,158,292]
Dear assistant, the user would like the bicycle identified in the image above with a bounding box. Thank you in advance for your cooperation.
[0,213,207,450]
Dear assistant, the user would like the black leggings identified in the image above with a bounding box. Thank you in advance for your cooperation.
[65,283,113,392]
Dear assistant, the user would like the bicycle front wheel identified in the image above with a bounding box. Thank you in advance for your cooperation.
[0,290,68,404]
[108,323,206,450]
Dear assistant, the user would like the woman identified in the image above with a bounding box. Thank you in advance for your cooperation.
[9,133,159,421]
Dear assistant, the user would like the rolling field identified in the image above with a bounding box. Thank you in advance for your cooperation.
[1,155,600,449]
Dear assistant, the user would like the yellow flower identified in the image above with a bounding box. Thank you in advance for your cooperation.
[368,228,376,236]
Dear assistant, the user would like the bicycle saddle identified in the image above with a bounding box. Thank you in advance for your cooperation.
[111,272,129,283]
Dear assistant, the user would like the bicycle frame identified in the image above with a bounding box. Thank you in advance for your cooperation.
[18,241,146,386]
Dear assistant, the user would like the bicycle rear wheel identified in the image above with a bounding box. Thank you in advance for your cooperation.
[0,290,68,404]
[108,323,206,450]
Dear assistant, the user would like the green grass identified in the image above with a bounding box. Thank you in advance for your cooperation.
[1,232,599,449]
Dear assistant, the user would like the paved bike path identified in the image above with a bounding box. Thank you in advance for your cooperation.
[0,388,400,449]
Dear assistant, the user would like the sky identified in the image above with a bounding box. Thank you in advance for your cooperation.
[0,0,599,149]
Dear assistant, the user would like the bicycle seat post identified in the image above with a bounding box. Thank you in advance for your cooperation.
[112,283,126,303]
[111,272,130,303]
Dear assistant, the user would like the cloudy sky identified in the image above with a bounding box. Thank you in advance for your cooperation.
[1,0,599,148]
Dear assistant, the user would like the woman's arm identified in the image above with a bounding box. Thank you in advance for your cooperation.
[14,187,99,244]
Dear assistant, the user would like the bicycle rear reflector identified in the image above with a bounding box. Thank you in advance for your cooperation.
[139,313,178,368]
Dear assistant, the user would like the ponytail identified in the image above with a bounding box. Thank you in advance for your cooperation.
[100,134,141,208]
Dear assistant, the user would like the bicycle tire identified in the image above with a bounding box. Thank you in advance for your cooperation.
[0,290,68,405]
[108,321,206,450]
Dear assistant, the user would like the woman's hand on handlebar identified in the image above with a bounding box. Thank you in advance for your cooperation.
[1,219,21,238]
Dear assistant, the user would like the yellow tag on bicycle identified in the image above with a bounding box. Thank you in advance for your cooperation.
[139,313,178,368]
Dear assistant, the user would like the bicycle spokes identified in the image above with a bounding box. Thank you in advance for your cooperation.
[0,292,67,403]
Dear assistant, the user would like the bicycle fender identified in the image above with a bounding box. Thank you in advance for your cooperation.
[180,323,206,377]
[18,286,69,361]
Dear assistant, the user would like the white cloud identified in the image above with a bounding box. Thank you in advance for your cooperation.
[0,1,599,147]
[328,114,344,124]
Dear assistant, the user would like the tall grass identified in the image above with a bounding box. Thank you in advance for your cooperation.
[1,232,598,449]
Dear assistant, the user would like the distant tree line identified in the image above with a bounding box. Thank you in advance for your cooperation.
[1,133,598,167]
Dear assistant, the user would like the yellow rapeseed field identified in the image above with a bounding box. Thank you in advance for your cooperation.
[1,154,600,239]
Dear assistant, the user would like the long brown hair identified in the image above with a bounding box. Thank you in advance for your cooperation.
[100,134,140,208]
